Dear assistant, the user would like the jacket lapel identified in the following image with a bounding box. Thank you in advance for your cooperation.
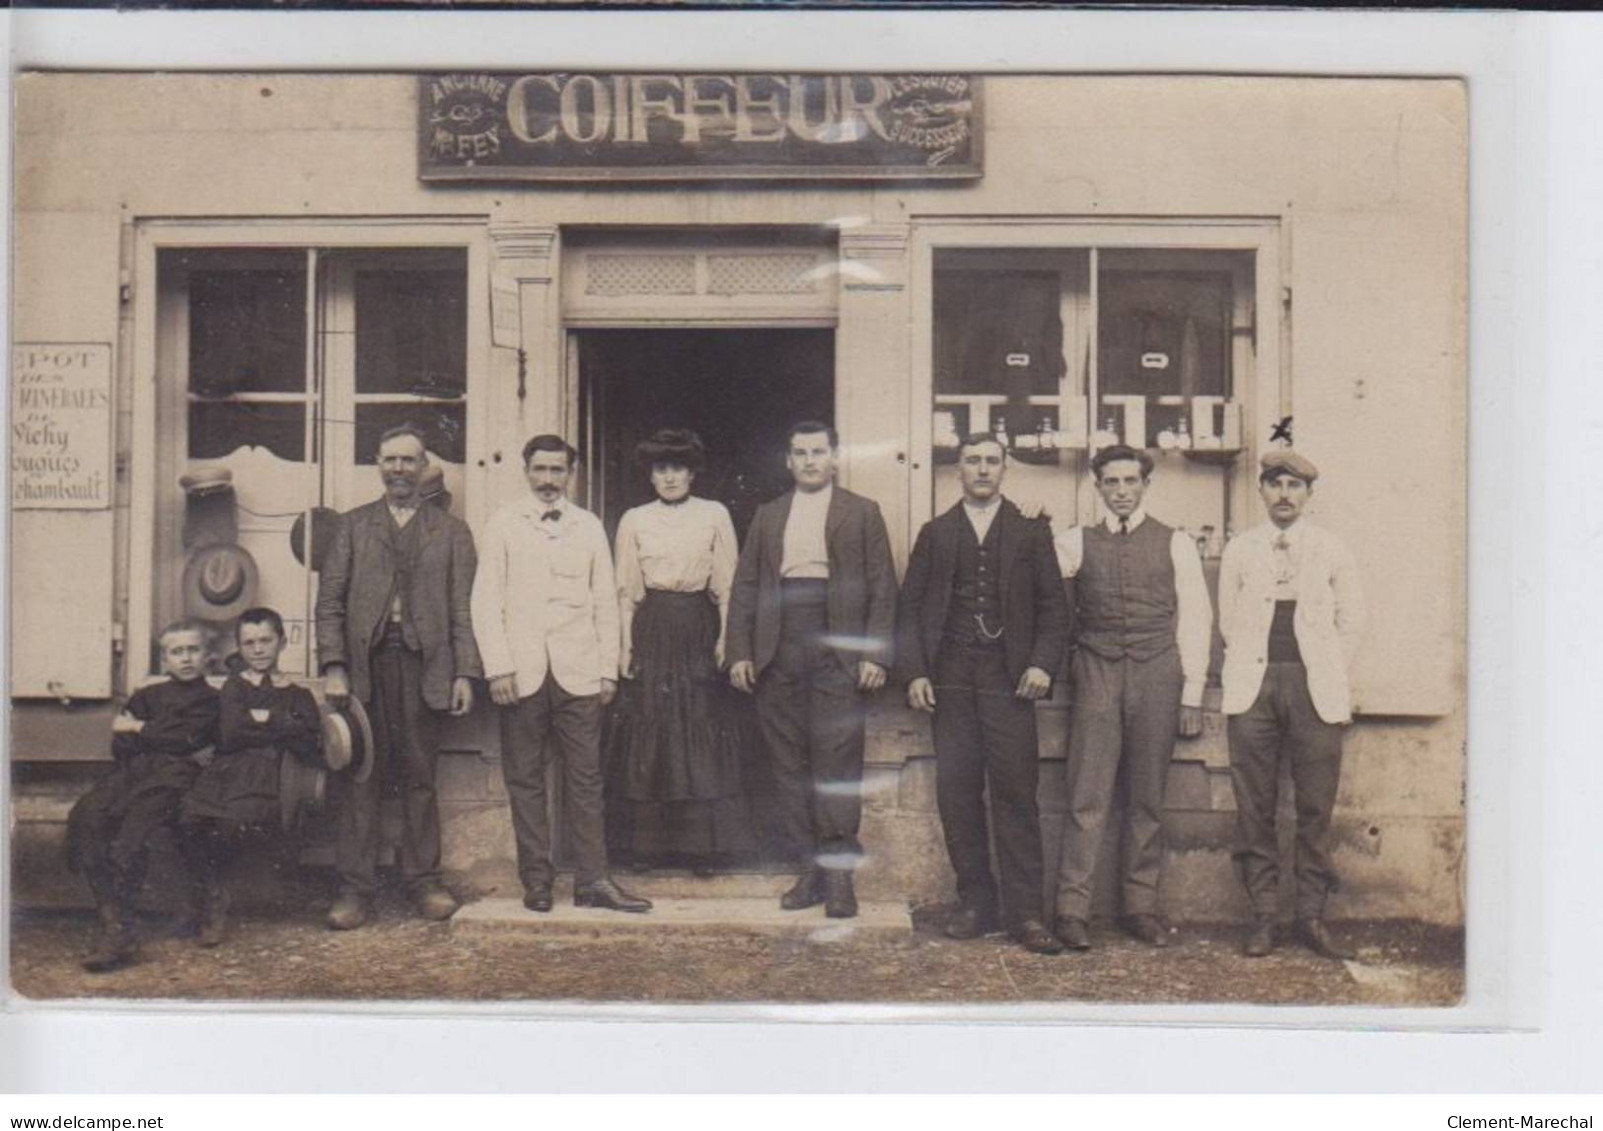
[995,498,1023,611]
[766,491,794,579]
[824,485,848,559]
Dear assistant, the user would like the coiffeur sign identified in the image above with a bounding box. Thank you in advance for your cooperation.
[419,73,982,181]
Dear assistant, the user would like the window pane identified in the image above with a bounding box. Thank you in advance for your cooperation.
[934,271,1064,397]
[189,266,307,395]
[354,403,466,465]
[354,252,468,396]
[189,400,306,462]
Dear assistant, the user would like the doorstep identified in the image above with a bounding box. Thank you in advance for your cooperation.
[452,893,914,939]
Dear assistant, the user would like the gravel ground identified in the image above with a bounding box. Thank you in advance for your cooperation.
[8,897,1464,1008]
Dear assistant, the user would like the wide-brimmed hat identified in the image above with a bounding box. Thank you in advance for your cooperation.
[278,752,327,831]
[319,696,375,784]
[181,542,261,622]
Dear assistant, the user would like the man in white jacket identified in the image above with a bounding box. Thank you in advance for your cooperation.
[1220,449,1365,959]
[472,434,651,915]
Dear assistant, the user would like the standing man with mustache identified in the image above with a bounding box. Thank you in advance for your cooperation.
[1052,444,1212,951]
[1221,450,1365,959]
[472,434,651,915]
[895,434,1069,954]
[317,425,482,929]
[727,421,898,919]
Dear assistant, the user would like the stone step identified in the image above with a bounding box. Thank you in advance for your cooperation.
[452,895,913,939]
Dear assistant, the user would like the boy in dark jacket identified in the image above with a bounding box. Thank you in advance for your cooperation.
[65,620,220,972]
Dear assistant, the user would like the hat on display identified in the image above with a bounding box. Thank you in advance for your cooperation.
[288,506,343,571]
[319,696,376,784]
[1259,448,1320,483]
[181,542,261,622]
[178,465,235,496]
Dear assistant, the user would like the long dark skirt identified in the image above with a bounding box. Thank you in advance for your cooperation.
[605,589,756,862]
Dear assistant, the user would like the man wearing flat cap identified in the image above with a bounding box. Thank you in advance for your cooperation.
[1219,449,1366,959]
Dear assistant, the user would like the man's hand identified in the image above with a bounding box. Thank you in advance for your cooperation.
[620,654,636,680]
[1015,666,1052,701]
[489,675,519,708]
[323,664,351,706]
[1178,704,1204,738]
[1016,500,1048,520]
[857,661,888,693]
[907,677,937,713]
[729,660,756,694]
[111,712,145,735]
[599,678,617,707]
[190,744,216,768]
[450,677,474,717]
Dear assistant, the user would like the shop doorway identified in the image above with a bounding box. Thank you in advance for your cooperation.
[576,327,834,871]
[576,328,834,542]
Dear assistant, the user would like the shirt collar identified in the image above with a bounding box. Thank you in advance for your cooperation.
[1268,518,1304,544]
[240,669,284,688]
[793,483,833,506]
[963,494,1002,515]
[522,494,570,519]
[1104,507,1147,533]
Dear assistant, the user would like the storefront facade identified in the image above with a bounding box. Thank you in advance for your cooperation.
[11,73,1466,923]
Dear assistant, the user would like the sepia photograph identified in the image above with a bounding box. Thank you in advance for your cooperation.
[7,57,1467,1012]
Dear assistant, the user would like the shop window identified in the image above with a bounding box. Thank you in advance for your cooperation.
[934,246,1251,548]
[155,246,470,676]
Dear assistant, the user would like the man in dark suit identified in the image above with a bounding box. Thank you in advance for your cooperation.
[896,434,1069,955]
[727,421,898,918]
[316,425,482,929]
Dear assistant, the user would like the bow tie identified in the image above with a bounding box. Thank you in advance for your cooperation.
[540,509,561,522]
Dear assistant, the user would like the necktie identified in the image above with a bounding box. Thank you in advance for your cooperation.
[541,509,561,522]
[1272,533,1294,586]
[1118,517,1129,536]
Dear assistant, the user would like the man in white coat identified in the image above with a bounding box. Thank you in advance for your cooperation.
[472,434,651,915]
[1220,449,1365,959]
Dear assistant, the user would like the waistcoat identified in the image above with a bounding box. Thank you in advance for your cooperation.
[1075,518,1177,662]
[943,513,1004,647]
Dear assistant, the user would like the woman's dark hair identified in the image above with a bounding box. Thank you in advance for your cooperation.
[636,428,706,474]
[235,606,286,643]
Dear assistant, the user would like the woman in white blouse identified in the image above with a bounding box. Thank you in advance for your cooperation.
[605,429,755,876]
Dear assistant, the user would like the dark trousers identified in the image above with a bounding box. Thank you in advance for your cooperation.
[335,639,444,897]
[1227,662,1344,919]
[754,583,866,864]
[932,645,1045,928]
[65,755,203,913]
[498,675,607,891]
[1055,647,1182,920]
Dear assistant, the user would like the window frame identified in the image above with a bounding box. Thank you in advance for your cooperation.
[128,218,491,684]
[908,217,1284,536]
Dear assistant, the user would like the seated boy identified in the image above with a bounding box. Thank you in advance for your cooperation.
[180,606,323,947]
[64,619,221,973]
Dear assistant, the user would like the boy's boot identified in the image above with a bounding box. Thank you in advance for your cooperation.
[82,902,138,973]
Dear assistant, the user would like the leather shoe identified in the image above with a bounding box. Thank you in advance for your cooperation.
[823,870,858,919]
[414,884,460,922]
[522,885,554,913]
[574,877,653,913]
[82,908,139,973]
[1055,916,1092,951]
[326,892,370,931]
[1294,917,1354,961]
[1244,919,1277,958]
[1121,913,1171,948]
[779,868,825,911]
[1012,918,1065,955]
[943,904,998,940]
